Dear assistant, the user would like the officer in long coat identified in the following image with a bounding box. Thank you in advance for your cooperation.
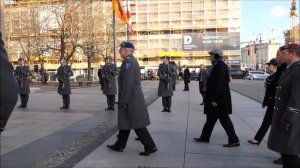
[14,58,32,108]
[248,58,278,145]
[107,41,157,156]
[194,49,240,147]
[268,44,300,168]
[183,66,191,91]
[56,57,73,109]
[157,56,175,112]
[102,57,117,111]
[0,32,18,134]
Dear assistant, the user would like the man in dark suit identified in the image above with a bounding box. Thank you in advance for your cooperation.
[183,66,191,91]
[194,49,240,147]
[268,43,300,168]
[14,58,32,108]
[56,57,73,109]
[198,64,208,105]
[101,57,117,111]
[107,41,157,156]
[0,32,18,134]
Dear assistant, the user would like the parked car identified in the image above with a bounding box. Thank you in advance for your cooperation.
[230,69,244,79]
[190,71,199,81]
[245,71,269,80]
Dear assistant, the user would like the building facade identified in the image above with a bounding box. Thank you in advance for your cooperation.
[3,0,241,80]
[241,41,281,70]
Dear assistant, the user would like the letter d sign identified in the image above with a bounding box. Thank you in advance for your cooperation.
[184,36,192,44]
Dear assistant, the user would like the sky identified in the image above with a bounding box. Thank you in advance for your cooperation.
[241,0,299,45]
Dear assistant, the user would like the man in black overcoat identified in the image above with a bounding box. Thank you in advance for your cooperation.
[194,49,240,147]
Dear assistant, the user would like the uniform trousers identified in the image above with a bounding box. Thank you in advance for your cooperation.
[20,94,29,107]
[106,95,115,109]
[200,106,239,143]
[162,96,172,109]
[115,127,156,150]
[62,95,70,108]
[253,106,273,142]
[184,82,189,91]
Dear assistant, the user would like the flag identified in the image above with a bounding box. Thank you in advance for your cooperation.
[126,1,134,34]
[112,0,128,25]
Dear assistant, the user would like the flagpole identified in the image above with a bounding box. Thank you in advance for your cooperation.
[126,0,129,41]
[113,9,117,65]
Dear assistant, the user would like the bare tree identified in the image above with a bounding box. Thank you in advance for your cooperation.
[78,0,116,81]
[45,0,83,65]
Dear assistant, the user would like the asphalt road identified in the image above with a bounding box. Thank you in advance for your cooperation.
[230,79,265,104]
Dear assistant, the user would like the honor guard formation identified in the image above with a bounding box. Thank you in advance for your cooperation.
[1,35,300,167]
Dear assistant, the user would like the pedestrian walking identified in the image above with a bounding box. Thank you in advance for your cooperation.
[14,58,32,108]
[194,49,240,147]
[268,43,300,168]
[56,57,73,109]
[248,58,278,145]
[102,57,117,111]
[197,64,208,105]
[183,66,190,91]
[0,32,18,134]
[157,56,176,112]
[107,41,157,156]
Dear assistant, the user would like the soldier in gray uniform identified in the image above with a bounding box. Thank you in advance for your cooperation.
[14,58,32,108]
[56,57,73,109]
[102,57,117,111]
[1,32,18,134]
[157,56,176,112]
[268,43,300,168]
[107,41,157,156]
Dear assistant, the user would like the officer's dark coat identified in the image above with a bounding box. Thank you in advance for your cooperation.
[262,73,277,107]
[183,68,191,83]
[118,55,150,130]
[101,63,117,95]
[157,63,175,97]
[268,61,300,155]
[0,32,18,132]
[14,65,31,94]
[204,60,232,115]
[56,65,73,95]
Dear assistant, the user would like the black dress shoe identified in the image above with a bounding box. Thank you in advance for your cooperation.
[247,140,260,145]
[111,107,115,111]
[107,144,124,152]
[65,107,70,109]
[273,158,283,165]
[139,147,157,156]
[223,142,240,147]
[18,105,25,108]
[161,109,167,112]
[60,107,66,109]
[105,108,110,111]
[193,138,209,143]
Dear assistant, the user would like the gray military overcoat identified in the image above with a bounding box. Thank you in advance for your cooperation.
[118,55,150,130]
[268,61,300,155]
[101,63,117,95]
[14,65,32,94]
[56,65,73,95]
[157,63,175,97]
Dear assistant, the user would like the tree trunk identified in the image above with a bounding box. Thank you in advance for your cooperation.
[87,55,92,81]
